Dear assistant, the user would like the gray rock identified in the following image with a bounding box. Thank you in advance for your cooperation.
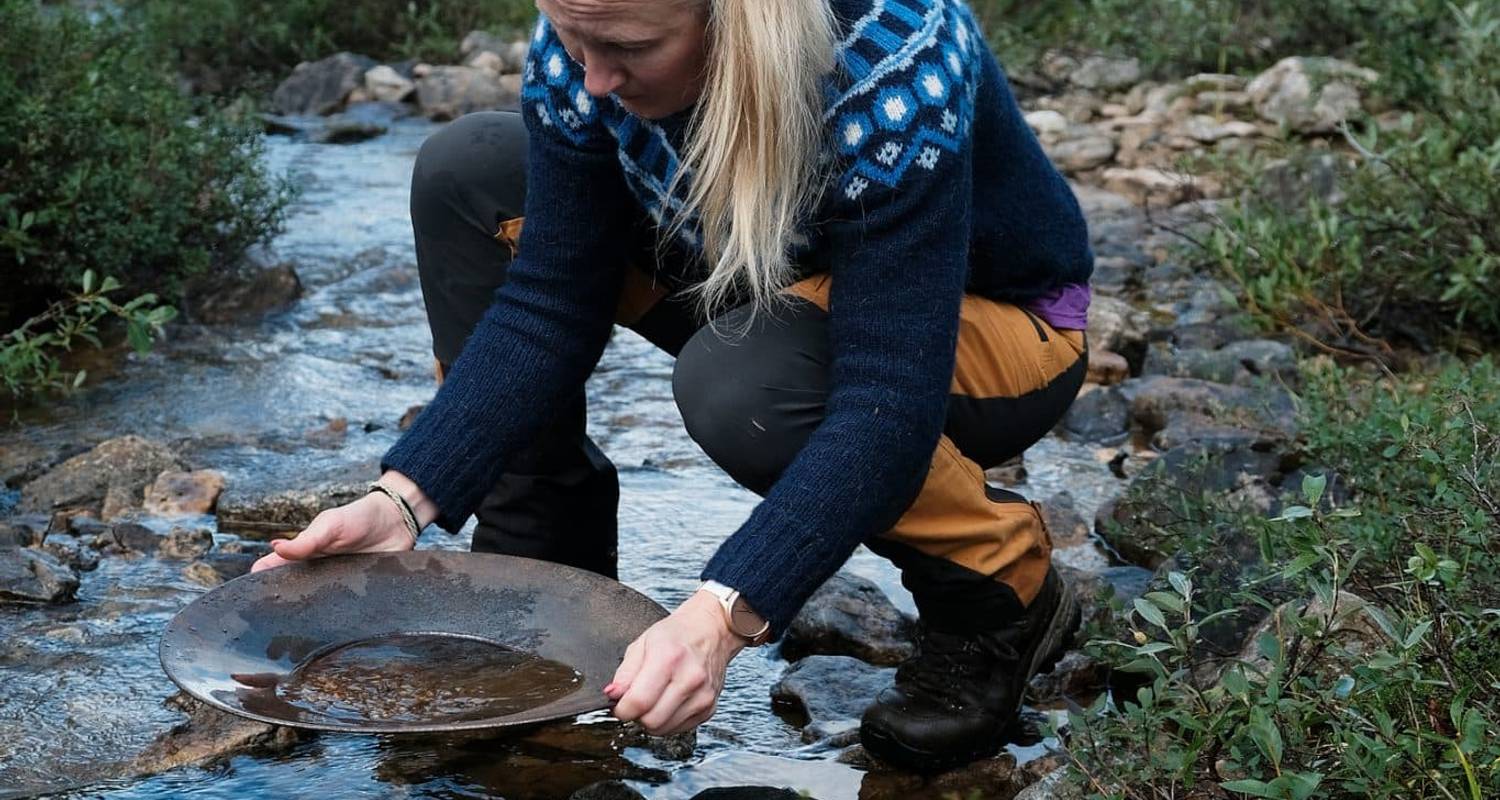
[216,480,366,538]
[131,691,302,775]
[1069,55,1141,91]
[1246,56,1378,134]
[1026,649,1106,704]
[772,655,893,743]
[0,517,46,548]
[363,64,416,103]
[271,52,377,116]
[1121,375,1296,442]
[1101,166,1206,207]
[1037,493,1091,549]
[185,259,302,325]
[780,571,916,666]
[691,789,802,800]
[20,436,184,520]
[1045,134,1117,173]
[310,115,387,144]
[1061,385,1129,443]
[1086,295,1149,360]
[107,521,162,554]
[143,470,225,516]
[160,527,214,560]
[415,65,521,121]
[1257,152,1346,208]
[460,31,530,74]
[0,547,79,603]
[1143,339,1296,385]
[183,553,257,587]
[39,534,100,572]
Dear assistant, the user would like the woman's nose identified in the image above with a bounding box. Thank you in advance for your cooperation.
[581,53,627,98]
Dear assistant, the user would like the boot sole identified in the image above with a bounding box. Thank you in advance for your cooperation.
[861,580,1082,774]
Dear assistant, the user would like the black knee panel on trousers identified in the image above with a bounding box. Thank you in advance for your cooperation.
[673,299,832,496]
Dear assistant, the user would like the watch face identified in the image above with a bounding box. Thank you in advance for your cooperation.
[730,598,766,637]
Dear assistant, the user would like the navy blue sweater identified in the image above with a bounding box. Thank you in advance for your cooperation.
[384,0,1092,636]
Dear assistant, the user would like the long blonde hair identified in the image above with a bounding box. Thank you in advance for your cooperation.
[669,0,838,320]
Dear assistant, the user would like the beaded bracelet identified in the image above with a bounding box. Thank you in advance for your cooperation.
[368,482,420,545]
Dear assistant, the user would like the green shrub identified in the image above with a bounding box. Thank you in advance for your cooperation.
[1060,358,1500,799]
[124,0,539,96]
[1202,3,1499,354]
[0,0,292,325]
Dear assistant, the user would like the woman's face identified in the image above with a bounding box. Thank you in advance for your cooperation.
[535,0,709,119]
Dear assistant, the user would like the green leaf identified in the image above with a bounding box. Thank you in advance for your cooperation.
[1221,778,1281,798]
[126,320,152,355]
[1167,570,1191,598]
[1301,472,1327,506]
[1145,591,1186,614]
[1249,707,1283,768]
[71,370,87,388]
[1274,505,1314,521]
[1134,598,1168,631]
[81,269,95,294]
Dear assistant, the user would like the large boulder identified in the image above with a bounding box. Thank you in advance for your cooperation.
[1068,55,1142,92]
[1060,384,1129,443]
[771,655,893,744]
[1120,375,1297,444]
[1142,339,1296,386]
[414,65,521,121]
[363,64,416,104]
[131,692,302,775]
[0,547,79,603]
[271,52,377,116]
[0,517,46,549]
[1044,132,1117,174]
[460,31,530,74]
[20,436,184,520]
[216,480,367,539]
[1246,56,1378,134]
[780,571,916,666]
[1085,295,1149,361]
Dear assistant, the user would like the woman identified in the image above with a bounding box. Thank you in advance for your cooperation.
[252,0,1093,771]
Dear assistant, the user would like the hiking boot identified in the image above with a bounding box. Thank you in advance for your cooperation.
[859,567,1079,772]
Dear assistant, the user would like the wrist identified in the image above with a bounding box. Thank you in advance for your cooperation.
[377,470,438,528]
[683,590,748,653]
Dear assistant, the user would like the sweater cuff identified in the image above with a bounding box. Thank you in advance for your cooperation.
[699,507,849,641]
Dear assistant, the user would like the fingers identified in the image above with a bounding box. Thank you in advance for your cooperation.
[611,644,674,723]
[266,511,342,563]
[249,550,292,573]
[606,638,646,701]
[639,665,710,733]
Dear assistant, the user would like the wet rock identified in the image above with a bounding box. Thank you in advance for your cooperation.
[1246,56,1378,134]
[364,64,416,103]
[0,516,46,548]
[217,538,273,557]
[39,533,100,572]
[414,65,521,120]
[0,547,79,603]
[271,52,377,116]
[1037,493,1091,549]
[1060,563,1152,628]
[1101,166,1205,207]
[304,416,349,448]
[1016,768,1085,800]
[1027,649,1106,704]
[0,440,85,489]
[855,746,1029,798]
[106,521,162,554]
[1068,55,1141,92]
[217,480,366,538]
[1085,296,1148,362]
[21,436,184,521]
[1061,385,1129,443]
[132,692,302,775]
[309,115,387,144]
[570,782,647,800]
[143,470,225,516]
[183,553,257,587]
[1234,591,1385,681]
[160,526,214,560]
[184,260,302,324]
[771,655,893,743]
[1086,349,1129,386]
[985,454,1027,486]
[780,571,916,666]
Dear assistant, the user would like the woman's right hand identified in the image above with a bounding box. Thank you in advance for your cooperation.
[250,474,434,572]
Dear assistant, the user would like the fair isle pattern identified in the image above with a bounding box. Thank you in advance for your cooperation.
[827,0,983,201]
[519,0,984,238]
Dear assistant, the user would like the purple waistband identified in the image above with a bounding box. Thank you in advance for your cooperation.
[1023,282,1090,331]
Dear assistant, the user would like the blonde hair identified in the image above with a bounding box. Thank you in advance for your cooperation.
[669,0,838,320]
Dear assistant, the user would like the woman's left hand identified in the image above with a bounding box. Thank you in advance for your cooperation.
[606,589,745,735]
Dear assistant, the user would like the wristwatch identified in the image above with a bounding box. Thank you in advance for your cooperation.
[699,580,771,646]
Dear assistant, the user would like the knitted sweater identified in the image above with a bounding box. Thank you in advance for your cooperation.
[383,0,1094,637]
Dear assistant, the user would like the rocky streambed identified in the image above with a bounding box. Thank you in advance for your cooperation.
[0,42,1372,798]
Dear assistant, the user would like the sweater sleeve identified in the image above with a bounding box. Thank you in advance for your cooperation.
[382,21,634,532]
[701,37,983,636]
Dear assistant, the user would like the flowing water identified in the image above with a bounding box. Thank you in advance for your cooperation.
[0,117,1125,799]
